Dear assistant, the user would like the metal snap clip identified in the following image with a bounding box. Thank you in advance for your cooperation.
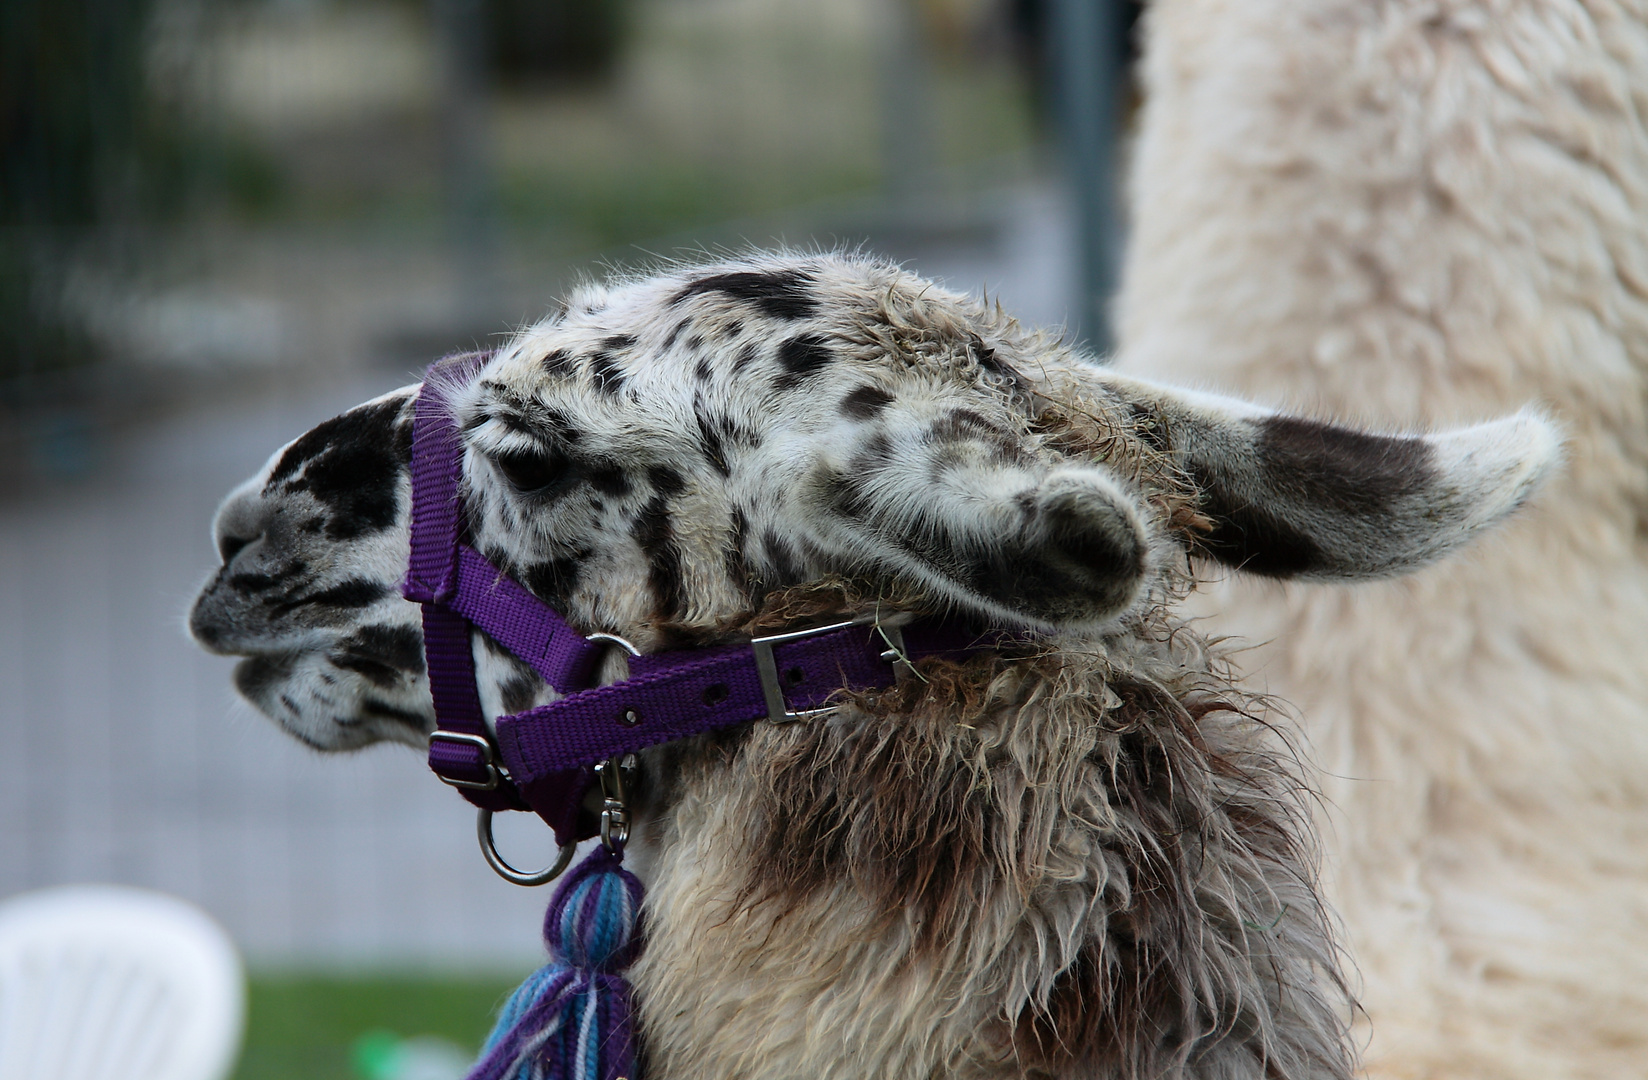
[595,754,636,855]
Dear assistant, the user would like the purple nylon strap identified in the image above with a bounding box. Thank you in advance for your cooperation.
[495,619,1000,795]
[405,353,1015,845]
[405,352,524,814]
[449,545,603,691]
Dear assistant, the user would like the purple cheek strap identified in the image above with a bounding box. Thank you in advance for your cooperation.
[403,352,1015,851]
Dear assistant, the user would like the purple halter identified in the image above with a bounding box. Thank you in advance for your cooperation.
[403,352,1011,878]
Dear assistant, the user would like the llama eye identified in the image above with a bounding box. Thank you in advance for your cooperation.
[493,449,566,494]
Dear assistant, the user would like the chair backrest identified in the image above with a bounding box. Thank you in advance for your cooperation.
[0,885,244,1080]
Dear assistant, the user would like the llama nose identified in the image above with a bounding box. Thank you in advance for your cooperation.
[211,481,267,566]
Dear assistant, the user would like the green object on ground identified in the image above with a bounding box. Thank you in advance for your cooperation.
[350,1030,403,1080]
[231,973,527,1080]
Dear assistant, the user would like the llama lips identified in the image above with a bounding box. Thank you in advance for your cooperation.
[231,650,428,752]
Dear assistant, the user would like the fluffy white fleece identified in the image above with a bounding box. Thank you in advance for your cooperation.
[1115,1,1648,1076]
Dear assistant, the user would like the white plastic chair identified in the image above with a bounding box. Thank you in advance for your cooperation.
[0,885,245,1080]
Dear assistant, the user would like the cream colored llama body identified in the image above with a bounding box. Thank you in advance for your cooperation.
[1117,1,1648,1075]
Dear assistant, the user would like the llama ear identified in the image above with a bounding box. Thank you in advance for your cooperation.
[1093,373,1562,580]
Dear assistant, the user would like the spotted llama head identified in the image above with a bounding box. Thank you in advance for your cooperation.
[189,251,1556,752]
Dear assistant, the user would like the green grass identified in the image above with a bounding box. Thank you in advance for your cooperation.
[232,972,529,1080]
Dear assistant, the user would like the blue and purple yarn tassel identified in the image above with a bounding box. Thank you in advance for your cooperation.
[466,847,644,1080]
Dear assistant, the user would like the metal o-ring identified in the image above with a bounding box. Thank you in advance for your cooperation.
[476,809,577,887]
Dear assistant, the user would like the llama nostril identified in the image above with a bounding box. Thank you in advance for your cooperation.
[211,483,268,566]
[217,532,255,565]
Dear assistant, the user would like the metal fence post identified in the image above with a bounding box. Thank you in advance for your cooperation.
[1047,0,1127,355]
[430,0,498,330]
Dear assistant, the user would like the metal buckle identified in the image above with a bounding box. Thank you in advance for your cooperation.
[594,754,636,855]
[750,614,911,724]
[476,809,577,887]
[428,730,502,791]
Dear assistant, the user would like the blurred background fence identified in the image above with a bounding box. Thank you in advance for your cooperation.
[1,0,1139,974]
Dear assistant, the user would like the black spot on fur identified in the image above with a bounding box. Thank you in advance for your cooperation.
[930,408,1009,443]
[694,356,713,382]
[499,671,545,715]
[332,625,427,687]
[270,578,388,617]
[696,408,731,477]
[269,397,410,541]
[524,551,590,610]
[848,432,894,474]
[672,268,818,320]
[1194,418,1434,577]
[726,319,743,337]
[726,506,751,596]
[539,408,584,444]
[734,343,759,371]
[542,349,578,377]
[928,408,1029,466]
[234,656,288,703]
[685,335,704,352]
[648,464,685,497]
[603,333,637,351]
[361,699,430,731]
[827,473,1142,623]
[331,653,400,688]
[586,461,630,498]
[976,496,1146,620]
[762,528,806,584]
[589,352,626,396]
[662,320,688,351]
[841,385,895,419]
[774,334,834,391]
[1193,495,1328,577]
[634,495,685,620]
[229,561,307,593]
[1259,416,1433,509]
[821,470,873,522]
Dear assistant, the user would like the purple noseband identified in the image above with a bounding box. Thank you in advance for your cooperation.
[403,353,1014,856]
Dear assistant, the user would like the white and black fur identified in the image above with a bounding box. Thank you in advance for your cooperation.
[190,251,1556,1079]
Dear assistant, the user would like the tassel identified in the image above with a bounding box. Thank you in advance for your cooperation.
[467,846,644,1080]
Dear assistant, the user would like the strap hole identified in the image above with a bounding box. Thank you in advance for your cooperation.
[784,666,805,686]
[701,683,730,707]
[621,709,641,726]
